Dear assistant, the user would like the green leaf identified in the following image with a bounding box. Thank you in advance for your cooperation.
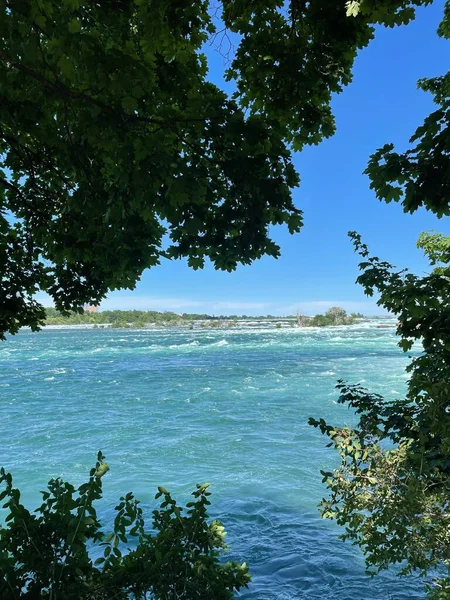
[68,19,81,33]
[122,96,138,112]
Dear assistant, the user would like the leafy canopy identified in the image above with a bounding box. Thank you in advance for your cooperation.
[365,4,450,217]
[0,0,431,338]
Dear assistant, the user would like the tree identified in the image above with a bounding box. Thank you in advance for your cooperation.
[310,2,450,600]
[309,3,450,594]
[310,232,450,597]
[309,313,332,327]
[308,307,354,327]
[349,312,365,319]
[325,306,348,325]
[0,0,430,338]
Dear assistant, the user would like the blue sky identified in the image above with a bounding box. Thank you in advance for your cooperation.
[43,1,450,316]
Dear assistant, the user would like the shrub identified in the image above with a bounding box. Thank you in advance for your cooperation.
[0,452,250,599]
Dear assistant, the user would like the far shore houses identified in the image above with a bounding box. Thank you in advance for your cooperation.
[83,304,98,313]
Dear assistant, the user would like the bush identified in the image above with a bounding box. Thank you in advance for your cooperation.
[427,579,450,600]
[0,453,250,599]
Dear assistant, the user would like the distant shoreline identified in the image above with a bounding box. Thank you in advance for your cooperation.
[42,308,394,331]
[39,318,396,332]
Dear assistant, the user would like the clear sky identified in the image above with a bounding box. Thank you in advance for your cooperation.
[73,3,450,315]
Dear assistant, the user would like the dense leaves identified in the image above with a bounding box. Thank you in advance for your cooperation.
[310,232,450,596]
[223,0,430,150]
[0,452,250,599]
[0,0,432,338]
[366,6,450,217]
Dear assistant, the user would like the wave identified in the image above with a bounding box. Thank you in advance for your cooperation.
[210,339,229,347]
[169,341,200,349]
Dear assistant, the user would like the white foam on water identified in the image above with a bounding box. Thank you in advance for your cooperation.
[169,340,200,349]
[210,339,229,347]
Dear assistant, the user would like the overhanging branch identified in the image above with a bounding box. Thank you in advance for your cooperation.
[0,51,225,127]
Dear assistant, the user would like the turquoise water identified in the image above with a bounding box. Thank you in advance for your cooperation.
[0,324,424,599]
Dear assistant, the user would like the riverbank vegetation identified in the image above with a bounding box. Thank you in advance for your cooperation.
[310,232,450,597]
[309,2,450,594]
[0,452,250,600]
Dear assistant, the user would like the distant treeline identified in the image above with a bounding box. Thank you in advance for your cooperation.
[44,308,216,328]
[44,307,365,328]
[44,308,298,328]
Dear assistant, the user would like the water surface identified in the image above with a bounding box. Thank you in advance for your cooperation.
[0,324,423,599]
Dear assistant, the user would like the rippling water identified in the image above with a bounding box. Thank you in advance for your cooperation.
[0,324,424,599]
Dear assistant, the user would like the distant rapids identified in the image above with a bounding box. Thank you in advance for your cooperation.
[0,324,423,599]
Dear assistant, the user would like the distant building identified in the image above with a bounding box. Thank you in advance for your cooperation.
[83,304,98,313]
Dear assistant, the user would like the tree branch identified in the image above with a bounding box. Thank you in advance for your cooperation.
[0,177,25,200]
[0,51,225,126]
[0,128,76,191]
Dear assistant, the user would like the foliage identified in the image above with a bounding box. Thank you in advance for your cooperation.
[45,307,191,327]
[0,452,250,599]
[427,578,450,600]
[365,3,449,217]
[344,0,432,23]
[0,0,431,338]
[349,312,365,319]
[417,231,450,274]
[43,308,311,328]
[325,306,351,325]
[308,4,450,595]
[310,231,450,597]
[308,307,356,327]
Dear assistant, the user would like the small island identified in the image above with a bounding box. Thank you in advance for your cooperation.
[43,306,367,329]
